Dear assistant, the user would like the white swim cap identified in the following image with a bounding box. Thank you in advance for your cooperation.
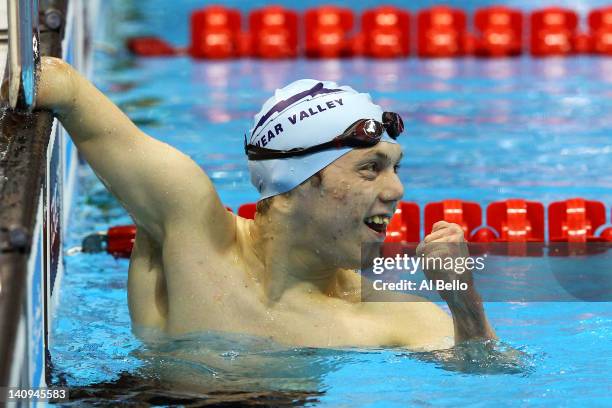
[247,79,397,199]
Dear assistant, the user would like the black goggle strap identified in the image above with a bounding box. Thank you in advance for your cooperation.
[246,140,340,160]
[246,119,366,160]
[245,115,397,160]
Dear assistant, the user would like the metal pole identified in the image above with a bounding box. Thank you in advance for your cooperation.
[7,0,40,110]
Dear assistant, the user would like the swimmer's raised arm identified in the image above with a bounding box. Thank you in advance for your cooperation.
[35,57,235,246]
[418,221,496,344]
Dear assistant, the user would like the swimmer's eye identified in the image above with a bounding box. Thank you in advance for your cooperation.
[360,162,380,177]
[394,163,401,174]
[359,162,380,179]
[365,162,379,172]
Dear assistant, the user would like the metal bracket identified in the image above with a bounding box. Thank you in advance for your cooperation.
[0,225,30,253]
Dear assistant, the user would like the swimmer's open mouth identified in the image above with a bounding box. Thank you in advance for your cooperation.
[364,215,390,234]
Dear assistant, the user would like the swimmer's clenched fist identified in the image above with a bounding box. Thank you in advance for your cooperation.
[417,221,495,341]
[425,221,466,244]
[418,221,470,272]
[35,56,495,350]
[417,221,470,281]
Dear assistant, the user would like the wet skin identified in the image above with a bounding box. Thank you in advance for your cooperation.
[34,57,495,350]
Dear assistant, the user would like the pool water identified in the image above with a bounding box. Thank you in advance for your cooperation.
[50,0,612,406]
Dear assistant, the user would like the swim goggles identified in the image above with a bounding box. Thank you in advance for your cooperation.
[245,112,404,161]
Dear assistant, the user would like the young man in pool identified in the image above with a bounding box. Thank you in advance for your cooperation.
[33,56,495,350]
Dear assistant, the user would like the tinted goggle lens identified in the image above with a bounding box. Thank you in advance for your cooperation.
[382,111,404,139]
[344,119,385,147]
[346,112,404,146]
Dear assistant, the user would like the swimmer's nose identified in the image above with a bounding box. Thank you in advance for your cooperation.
[379,172,404,204]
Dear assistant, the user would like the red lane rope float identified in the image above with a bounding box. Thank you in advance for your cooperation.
[487,199,545,242]
[126,36,177,57]
[549,198,607,243]
[127,5,612,59]
[548,198,612,256]
[237,203,257,220]
[473,6,523,57]
[249,6,298,59]
[360,6,410,58]
[589,6,612,55]
[601,208,612,241]
[417,6,467,58]
[530,7,579,56]
[190,6,242,59]
[486,199,545,256]
[84,199,611,259]
[106,225,137,258]
[305,6,355,58]
[424,199,482,241]
[382,201,420,257]
[384,201,421,244]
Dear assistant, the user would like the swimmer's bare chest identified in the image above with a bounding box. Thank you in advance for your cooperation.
[126,221,453,349]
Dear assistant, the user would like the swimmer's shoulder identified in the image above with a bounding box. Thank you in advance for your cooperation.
[353,299,453,349]
[349,283,454,349]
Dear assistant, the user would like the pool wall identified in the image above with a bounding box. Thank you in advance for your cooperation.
[0,0,99,399]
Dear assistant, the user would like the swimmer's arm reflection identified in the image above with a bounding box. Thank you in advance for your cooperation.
[35,57,235,246]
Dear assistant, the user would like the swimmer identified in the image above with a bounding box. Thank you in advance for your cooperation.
[33,57,495,350]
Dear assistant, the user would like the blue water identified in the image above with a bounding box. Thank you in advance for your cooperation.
[51,0,612,406]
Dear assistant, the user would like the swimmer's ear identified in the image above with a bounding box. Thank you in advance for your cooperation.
[309,171,323,188]
[272,193,293,213]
